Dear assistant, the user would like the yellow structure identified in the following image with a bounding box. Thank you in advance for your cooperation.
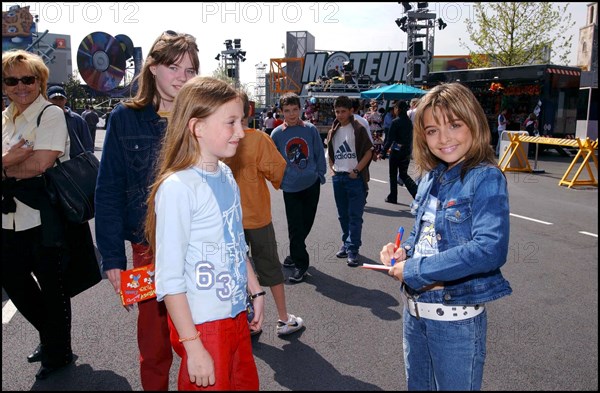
[498,134,598,188]
[269,58,305,95]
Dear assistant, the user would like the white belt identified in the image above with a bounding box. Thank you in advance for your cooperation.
[403,294,484,321]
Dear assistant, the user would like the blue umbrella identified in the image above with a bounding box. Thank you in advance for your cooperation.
[360,83,427,100]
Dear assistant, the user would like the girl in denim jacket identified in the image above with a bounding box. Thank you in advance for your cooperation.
[380,83,512,390]
[95,30,199,390]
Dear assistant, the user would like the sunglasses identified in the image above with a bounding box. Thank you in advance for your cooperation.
[162,30,195,41]
[3,76,37,86]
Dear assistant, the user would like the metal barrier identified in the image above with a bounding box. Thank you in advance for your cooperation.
[498,134,598,188]
[499,131,529,168]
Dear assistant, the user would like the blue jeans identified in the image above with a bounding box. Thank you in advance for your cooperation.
[403,306,487,391]
[332,174,366,253]
[495,128,504,155]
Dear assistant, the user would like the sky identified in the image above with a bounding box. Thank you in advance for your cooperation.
[7,2,589,91]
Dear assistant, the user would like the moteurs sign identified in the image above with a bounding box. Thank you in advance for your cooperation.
[301,51,428,85]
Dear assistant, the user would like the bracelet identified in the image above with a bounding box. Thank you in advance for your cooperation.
[178,331,200,343]
[249,291,266,300]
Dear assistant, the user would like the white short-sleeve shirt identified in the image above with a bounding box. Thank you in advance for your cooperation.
[2,96,68,231]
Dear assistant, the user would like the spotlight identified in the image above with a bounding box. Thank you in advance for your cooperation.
[233,38,241,49]
[215,54,220,61]
[401,25,408,32]
[401,2,412,12]
[437,18,447,30]
[395,16,408,27]
[417,2,428,9]
[239,56,246,62]
[239,50,246,57]
[224,39,232,49]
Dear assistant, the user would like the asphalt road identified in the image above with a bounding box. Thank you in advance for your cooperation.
[2,129,598,391]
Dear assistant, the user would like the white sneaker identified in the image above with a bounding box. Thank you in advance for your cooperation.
[276,314,304,336]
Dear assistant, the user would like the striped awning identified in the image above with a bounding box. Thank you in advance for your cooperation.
[546,68,581,76]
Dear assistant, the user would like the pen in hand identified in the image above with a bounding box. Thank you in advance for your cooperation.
[390,226,404,266]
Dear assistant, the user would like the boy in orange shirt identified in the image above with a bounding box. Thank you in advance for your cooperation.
[223,93,304,336]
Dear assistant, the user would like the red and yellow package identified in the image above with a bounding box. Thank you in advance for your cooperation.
[120,264,157,305]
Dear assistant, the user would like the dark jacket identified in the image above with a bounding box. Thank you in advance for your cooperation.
[82,109,100,131]
[326,118,374,186]
[64,107,94,157]
[2,177,64,246]
[383,114,413,157]
[95,103,166,271]
[2,177,99,297]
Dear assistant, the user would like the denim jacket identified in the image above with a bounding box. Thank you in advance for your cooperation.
[402,162,512,305]
[95,103,166,271]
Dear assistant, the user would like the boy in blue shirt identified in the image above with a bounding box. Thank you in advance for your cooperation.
[270,93,326,283]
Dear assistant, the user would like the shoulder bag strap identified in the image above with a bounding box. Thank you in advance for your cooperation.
[37,103,86,156]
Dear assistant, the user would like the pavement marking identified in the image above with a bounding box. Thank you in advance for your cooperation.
[2,300,18,325]
[370,177,388,183]
[509,213,553,225]
[365,186,595,236]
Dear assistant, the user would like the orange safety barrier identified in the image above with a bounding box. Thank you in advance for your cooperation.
[498,134,598,188]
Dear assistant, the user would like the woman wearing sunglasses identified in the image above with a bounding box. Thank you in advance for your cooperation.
[2,50,74,380]
[95,30,199,391]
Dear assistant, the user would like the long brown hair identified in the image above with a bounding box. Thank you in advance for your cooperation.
[144,76,241,255]
[125,31,199,110]
[412,83,496,178]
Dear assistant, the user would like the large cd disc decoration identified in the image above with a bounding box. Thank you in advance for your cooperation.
[77,31,126,92]
[115,34,134,59]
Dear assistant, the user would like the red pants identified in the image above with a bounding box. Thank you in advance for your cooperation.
[169,312,259,391]
[132,243,173,391]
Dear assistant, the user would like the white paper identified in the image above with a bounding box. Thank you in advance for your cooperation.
[360,263,392,271]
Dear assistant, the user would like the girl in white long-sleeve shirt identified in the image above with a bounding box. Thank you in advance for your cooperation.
[145,76,264,391]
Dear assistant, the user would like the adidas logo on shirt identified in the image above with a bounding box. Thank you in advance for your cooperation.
[335,141,357,160]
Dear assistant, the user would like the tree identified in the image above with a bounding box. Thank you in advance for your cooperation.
[211,64,234,84]
[63,71,87,111]
[211,65,254,100]
[459,3,575,68]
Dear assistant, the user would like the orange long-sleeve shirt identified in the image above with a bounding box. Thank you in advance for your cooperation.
[222,128,287,229]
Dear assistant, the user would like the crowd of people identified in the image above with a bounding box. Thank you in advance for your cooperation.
[3,31,512,391]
